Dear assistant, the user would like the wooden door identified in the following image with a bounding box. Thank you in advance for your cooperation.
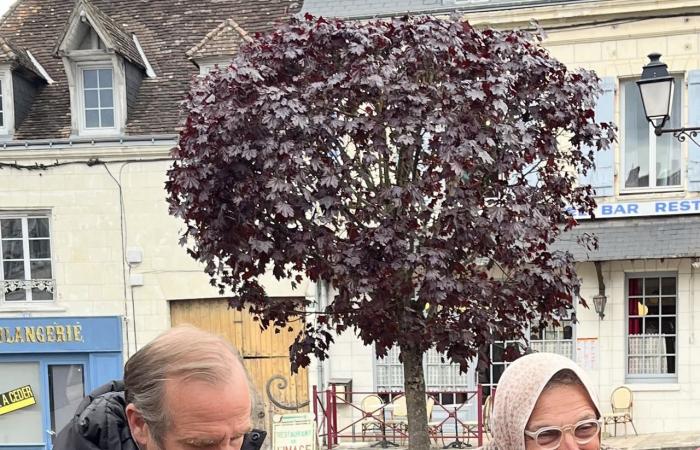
[169,299,310,419]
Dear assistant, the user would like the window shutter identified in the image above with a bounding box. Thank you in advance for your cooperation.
[581,76,616,197]
[688,70,700,192]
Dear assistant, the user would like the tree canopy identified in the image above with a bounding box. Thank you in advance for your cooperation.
[167,13,614,448]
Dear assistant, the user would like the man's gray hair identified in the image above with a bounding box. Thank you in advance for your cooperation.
[124,325,251,445]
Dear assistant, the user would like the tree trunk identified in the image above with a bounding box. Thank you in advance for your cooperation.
[402,345,431,450]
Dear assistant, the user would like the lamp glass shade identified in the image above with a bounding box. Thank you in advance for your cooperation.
[592,294,607,318]
[637,77,674,124]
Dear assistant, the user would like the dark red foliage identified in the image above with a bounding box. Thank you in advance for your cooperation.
[166,14,615,372]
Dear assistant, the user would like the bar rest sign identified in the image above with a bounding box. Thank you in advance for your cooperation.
[0,385,36,416]
[272,413,316,450]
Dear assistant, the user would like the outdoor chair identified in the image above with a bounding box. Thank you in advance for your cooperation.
[360,394,384,441]
[426,396,445,445]
[603,386,638,436]
[385,395,409,442]
[483,395,493,439]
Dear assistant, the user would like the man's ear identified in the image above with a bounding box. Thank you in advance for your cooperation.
[125,403,150,447]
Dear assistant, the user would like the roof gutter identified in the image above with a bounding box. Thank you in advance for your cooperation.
[0,134,177,151]
[316,0,605,21]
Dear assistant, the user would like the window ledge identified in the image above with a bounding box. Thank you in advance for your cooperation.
[619,187,685,196]
[0,303,67,313]
[624,383,680,392]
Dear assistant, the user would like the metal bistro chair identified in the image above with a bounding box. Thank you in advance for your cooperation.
[603,386,638,436]
[385,395,408,444]
[483,395,493,439]
[360,394,385,441]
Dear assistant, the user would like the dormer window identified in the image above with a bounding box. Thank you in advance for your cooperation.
[54,0,151,137]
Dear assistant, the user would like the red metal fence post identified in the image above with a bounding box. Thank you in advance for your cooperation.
[326,388,333,449]
[477,384,483,447]
[331,384,339,445]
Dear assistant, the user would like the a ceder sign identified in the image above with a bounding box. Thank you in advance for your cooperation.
[0,385,36,416]
[569,198,700,220]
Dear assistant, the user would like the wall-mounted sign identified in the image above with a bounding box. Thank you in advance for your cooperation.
[569,198,700,220]
[0,316,122,354]
[0,324,83,344]
[272,413,316,450]
[0,385,36,416]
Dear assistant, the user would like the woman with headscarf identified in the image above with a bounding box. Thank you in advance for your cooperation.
[482,352,610,450]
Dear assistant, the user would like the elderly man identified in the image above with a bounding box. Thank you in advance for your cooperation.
[54,326,265,450]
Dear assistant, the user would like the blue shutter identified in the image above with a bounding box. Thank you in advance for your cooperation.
[581,76,616,197]
[688,70,700,192]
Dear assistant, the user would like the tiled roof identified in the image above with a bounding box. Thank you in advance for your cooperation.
[0,0,299,139]
[187,19,254,60]
[0,36,45,80]
[551,216,700,262]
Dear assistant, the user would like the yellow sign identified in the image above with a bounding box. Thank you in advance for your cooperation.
[0,324,83,344]
[0,385,36,415]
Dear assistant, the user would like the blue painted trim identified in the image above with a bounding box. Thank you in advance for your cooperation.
[688,70,700,192]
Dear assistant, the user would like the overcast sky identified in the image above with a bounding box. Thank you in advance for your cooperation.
[0,0,14,16]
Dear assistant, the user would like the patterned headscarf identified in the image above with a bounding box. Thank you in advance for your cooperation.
[481,352,601,450]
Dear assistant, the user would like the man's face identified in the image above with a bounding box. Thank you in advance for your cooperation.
[127,368,252,450]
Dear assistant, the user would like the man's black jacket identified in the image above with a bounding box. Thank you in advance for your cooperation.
[53,380,266,450]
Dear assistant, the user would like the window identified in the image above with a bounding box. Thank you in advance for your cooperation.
[478,340,519,399]
[529,312,575,359]
[627,274,676,380]
[622,76,683,190]
[82,68,115,129]
[0,215,54,302]
[376,347,474,404]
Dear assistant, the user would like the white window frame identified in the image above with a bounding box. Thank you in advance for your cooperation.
[620,75,685,194]
[76,63,118,135]
[0,66,14,137]
[625,272,678,383]
[0,213,55,304]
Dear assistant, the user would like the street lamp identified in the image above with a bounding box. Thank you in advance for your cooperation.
[592,294,607,320]
[637,53,700,144]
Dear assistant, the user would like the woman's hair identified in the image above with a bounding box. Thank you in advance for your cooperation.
[124,325,250,446]
[543,368,584,392]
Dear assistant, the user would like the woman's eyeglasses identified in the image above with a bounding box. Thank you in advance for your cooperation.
[524,418,602,449]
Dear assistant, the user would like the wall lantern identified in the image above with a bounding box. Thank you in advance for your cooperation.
[637,53,700,144]
[592,294,607,320]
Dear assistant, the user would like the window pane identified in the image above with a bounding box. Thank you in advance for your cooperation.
[661,277,676,295]
[29,239,50,259]
[28,218,49,238]
[31,288,53,300]
[644,277,659,295]
[98,69,113,88]
[661,297,676,315]
[30,260,52,279]
[628,278,642,296]
[4,289,26,301]
[100,88,114,108]
[85,109,100,128]
[624,80,650,188]
[83,69,98,89]
[1,218,22,238]
[84,89,99,108]
[661,317,675,335]
[0,362,43,443]
[101,108,115,127]
[655,79,682,186]
[645,297,660,316]
[2,239,24,259]
[49,365,85,437]
[643,317,659,334]
[3,260,25,279]
[0,112,4,127]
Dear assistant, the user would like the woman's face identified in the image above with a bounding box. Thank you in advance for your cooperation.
[525,383,600,450]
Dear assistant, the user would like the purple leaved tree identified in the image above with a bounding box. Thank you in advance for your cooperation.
[166,14,615,449]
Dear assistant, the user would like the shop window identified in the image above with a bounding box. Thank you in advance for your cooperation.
[48,364,85,440]
[621,76,683,190]
[627,274,677,381]
[0,215,54,303]
[0,362,43,444]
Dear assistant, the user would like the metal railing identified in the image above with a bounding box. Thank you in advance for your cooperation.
[313,385,484,448]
